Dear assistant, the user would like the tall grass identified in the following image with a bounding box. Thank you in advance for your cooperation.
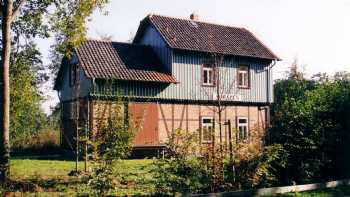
[11,129,61,155]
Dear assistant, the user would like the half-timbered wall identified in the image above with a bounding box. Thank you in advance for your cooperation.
[82,100,268,148]
[157,103,267,147]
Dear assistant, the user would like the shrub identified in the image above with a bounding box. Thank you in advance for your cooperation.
[87,101,135,196]
[270,78,350,184]
[152,129,211,195]
[235,144,288,189]
[11,129,60,154]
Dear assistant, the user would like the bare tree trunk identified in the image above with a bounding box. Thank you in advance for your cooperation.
[0,0,13,183]
[218,107,222,152]
[216,60,223,153]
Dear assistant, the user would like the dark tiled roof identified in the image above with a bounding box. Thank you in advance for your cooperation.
[76,40,176,83]
[134,15,280,60]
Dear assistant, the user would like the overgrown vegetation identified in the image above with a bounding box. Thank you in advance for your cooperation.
[269,69,350,185]
[153,129,211,195]
[3,0,110,151]
[87,101,135,196]
[152,129,287,195]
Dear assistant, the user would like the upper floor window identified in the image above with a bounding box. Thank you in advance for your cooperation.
[201,117,213,143]
[202,64,214,86]
[69,64,77,86]
[237,117,249,141]
[238,65,249,88]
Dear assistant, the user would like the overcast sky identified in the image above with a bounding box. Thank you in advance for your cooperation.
[40,0,350,114]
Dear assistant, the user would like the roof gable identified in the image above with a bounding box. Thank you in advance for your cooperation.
[134,15,280,60]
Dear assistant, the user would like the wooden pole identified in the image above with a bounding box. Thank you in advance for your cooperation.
[84,99,90,172]
[75,65,80,173]
[228,120,233,163]
[75,99,79,172]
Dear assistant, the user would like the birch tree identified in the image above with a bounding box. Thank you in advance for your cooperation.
[0,0,28,183]
[0,0,109,182]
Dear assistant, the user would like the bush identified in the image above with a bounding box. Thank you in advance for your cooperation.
[87,101,135,196]
[152,129,211,195]
[270,78,350,184]
[235,144,288,189]
[11,129,60,154]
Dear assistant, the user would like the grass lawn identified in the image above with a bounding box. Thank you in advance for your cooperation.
[8,157,155,196]
[6,157,350,196]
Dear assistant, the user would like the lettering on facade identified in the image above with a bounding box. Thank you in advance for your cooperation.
[212,93,242,101]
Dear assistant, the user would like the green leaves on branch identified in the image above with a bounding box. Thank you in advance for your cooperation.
[269,76,350,184]
[49,0,109,73]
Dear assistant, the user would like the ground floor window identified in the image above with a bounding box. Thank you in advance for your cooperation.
[201,117,213,143]
[237,117,249,141]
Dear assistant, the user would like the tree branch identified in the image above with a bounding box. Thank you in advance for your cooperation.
[11,0,26,21]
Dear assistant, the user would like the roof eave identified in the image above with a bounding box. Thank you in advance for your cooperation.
[171,47,280,62]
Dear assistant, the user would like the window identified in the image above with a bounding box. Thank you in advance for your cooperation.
[237,117,249,141]
[201,117,214,142]
[69,64,77,86]
[238,65,249,88]
[202,65,214,86]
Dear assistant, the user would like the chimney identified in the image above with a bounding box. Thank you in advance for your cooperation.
[190,13,199,21]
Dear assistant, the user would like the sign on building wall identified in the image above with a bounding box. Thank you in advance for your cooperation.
[212,93,242,101]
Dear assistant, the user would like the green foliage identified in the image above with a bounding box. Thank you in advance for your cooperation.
[49,0,109,73]
[88,101,135,196]
[3,0,58,147]
[87,166,116,196]
[269,75,350,184]
[235,144,288,189]
[153,129,211,195]
[11,130,60,154]
[10,42,48,146]
[98,117,135,162]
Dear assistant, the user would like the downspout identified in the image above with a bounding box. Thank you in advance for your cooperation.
[265,60,276,136]
[266,60,276,104]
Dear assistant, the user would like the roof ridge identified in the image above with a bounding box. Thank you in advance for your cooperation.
[148,14,245,30]
[84,39,151,48]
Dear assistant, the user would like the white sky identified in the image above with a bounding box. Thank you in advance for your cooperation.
[40,0,350,114]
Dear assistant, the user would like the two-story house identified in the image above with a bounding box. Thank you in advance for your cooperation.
[54,14,280,154]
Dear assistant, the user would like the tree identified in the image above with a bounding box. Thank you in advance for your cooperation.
[49,0,109,74]
[10,42,47,146]
[269,74,350,184]
[0,0,110,183]
[88,100,135,196]
[0,0,31,183]
[287,58,305,81]
[48,0,110,174]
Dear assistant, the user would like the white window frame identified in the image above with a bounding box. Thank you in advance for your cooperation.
[203,67,214,86]
[237,117,249,141]
[238,66,249,88]
[201,116,214,143]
